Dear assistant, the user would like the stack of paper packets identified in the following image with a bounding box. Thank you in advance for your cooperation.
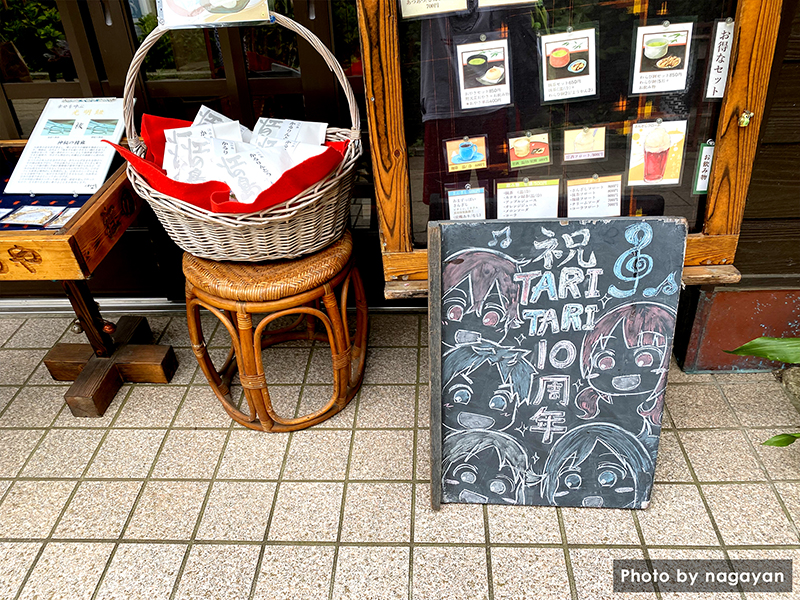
[162,106,328,204]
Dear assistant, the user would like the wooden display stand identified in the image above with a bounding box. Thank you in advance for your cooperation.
[1,142,177,417]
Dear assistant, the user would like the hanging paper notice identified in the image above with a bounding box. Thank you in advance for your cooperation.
[692,143,715,194]
[496,179,559,219]
[456,38,511,110]
[447,187,487,220]
[563,126,606,163]
[5,98,124,195]
[705,20,734,99]
[478,0,538,6]
[399,0,467,18]
[540,28,597,102]
[444,136,488,173]
[157,0,270,28]
[631,22,694,95]
[508,131,550,169]
[566,175,622,218]
[627,120,687,187]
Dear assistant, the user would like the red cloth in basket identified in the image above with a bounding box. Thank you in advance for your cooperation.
[107,114,348,214]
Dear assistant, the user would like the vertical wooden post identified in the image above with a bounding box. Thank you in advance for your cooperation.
[56,0,104,97]
[704,0,784,237]
[355,0,413,255]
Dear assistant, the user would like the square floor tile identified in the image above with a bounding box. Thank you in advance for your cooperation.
[0,350,47,386]
[124,481,209,540]
[333,546,409,600]
[637,484,719,546]
[21,429,103,478]
[172,386,231,428]
[714,371,779,383]
[416,429,430,481]
[775,482,800,525]
[728,548,800,600]
[18,542,113,600]
[158,314,218,348]
[667,357,714,384]
[747,428,800,480]
[95,543,185,600]
[679,430,766,482]
[0,542,41,599]
[282,429,351,480]
[349,430,414,480]
[4,318,70,349]
[0,318,25,346]
[561,507,640,545]
[152,430,226,479]
[168,348,199,386]
[665,385,738,429]
[491,547,570,600]
[0,386,18,410]
[487,504,561,544]
[0,429,44,477]
[0,480,75,538]
[702,483,798,545]
[252,545,334,600]
[113,386,187,428]
[570,548,655,600]
[412,546,488,600]
[646,548,726,600]
[414,484,485,544]
[654,431,692,482]
[196,481,276,541]
[340,482,412,542]
[0,385,65,427]
[417,385,431,429]
[86,429,166,478]
[267,482,343,542]
[264,385,302,421]
[297,385,355,428]
[722,383,800,427]
[368,313,419,347]
[356,385,416,428]
[363,347,418,384]
[54,481,142,539]
[175,544,260,600]
[216,430,288,480]
[260,348,311,384]
[421,318,428,347]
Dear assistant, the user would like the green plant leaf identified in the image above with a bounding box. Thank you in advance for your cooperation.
[762,433,800,447]
[724,337,800,364]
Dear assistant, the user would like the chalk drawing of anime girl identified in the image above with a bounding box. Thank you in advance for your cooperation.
[539,422,654,509]
[442,428,532,505]
[574,302,675,428]
[442,248,530,338]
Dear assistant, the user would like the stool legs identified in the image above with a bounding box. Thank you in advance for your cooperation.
[186,264,368,432]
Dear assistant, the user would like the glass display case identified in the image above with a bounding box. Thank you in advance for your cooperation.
[355,0,783,297]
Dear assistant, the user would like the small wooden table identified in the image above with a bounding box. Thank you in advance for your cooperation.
[1,143,177,416]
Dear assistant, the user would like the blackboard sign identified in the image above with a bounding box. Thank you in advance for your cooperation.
[429,218,687,510]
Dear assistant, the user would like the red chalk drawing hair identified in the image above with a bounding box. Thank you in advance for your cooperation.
[576,302,674,425]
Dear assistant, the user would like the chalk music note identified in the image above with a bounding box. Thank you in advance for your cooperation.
[644,271,679,297]
[488,226,512,249]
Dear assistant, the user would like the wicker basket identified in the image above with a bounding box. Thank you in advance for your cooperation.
[122,13,361,261]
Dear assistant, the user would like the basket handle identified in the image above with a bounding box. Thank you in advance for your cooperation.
[123,12,361,156]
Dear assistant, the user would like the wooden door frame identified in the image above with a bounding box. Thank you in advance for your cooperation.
[356,0,784,298]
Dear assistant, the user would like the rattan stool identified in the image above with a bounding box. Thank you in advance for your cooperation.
[183,231,367,432]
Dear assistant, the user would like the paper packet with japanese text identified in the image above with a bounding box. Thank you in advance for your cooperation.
[193,105,253,143]
[251,117,327,146]
[212,140,293,204]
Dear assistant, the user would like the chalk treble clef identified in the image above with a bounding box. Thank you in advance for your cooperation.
[608,222,654,298]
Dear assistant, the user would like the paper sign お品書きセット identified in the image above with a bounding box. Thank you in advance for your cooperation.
[627,120,688,187]
[540,28,597,103]
[631,22,694,95]
[456,38,511,110]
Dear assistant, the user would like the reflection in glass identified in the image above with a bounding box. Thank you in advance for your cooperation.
[0,0,76,83]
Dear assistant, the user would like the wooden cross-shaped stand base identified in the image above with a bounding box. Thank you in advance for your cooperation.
[43,281,178,417]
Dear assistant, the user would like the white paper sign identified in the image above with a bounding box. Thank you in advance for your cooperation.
[157,0,270,28]
[447,187,486,220]
[631,22,694,95]
[5,98,124,195]
[540,28,597,102]
[496,180,559,219]
[566,175,622,218]
[399,0,467,18]
[478,0,535,6]
[692,143,715,194]
[456,39,511,110]
[705,20,734,99]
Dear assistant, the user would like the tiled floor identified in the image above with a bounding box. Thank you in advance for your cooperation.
[0,312,799,599]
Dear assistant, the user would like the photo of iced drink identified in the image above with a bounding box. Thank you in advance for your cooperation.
[643,125,671,182]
